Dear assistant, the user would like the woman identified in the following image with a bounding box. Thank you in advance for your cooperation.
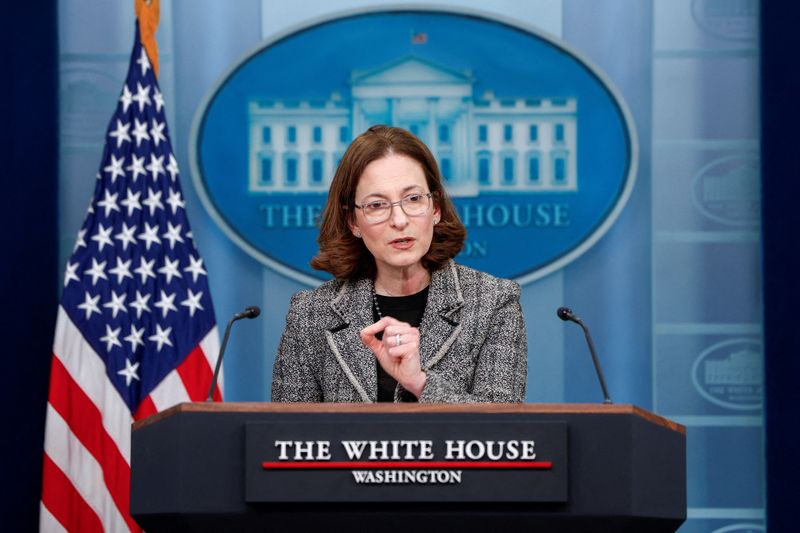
[272,125,527,403]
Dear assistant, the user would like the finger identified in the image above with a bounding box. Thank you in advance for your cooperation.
[388,338,419,356]
[361,332,383,353]
[383,326,420,344]
[383,323,418,338]
[361,317,393,337]
[384,331,404,349]
[378,319,411,335]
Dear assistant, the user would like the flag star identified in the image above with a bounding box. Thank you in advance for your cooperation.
[146,154,165,181]
[63,262,79,287]
[150,119,166,147]
[184,255,207,283]
[158,256,182,284]
[126,154,146,182]
[132,81,151,113]
[103,154,126,183]
[138,222,161,250]
[148,324,173,352]
[103,291,128,318]
[121,189,142,216]
[119,84,133,114]
[124,324,145,352]
[166,189,185,214]
[129,290,152,318]
[143,188,164,216]
[108,257,134,284]
[162,222,184,250]
[114,222,137,251]
[137,48,151,77]
[117,358,141,386]
[132,118,151,147]
[84,258,108,286]
[73,228,87,251]
[97,189,120,217]
[154,290,178,318]
[90,224,114,252]
[153,88,165,113]
[166,153,180,181]
[100,324,123,352]
[181,289,204,317]
[77,292,102,320]
[108,119,131,148]
[134,256,157,284]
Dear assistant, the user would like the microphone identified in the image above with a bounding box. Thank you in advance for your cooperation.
[557,307,612,404]
[207,306,262,401]
[234,306,261,320]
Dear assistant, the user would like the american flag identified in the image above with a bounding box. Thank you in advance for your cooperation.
[40,26,220,532]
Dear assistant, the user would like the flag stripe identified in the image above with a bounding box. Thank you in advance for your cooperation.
[148,368,191,412]
[41,454,104,533]
[54,306,132,461]
[199,326,222,397]
[39,502,70,533]
[43,405,134,532]
[133,394,157,421]
[176,344,217,401]
[47,356,138,532]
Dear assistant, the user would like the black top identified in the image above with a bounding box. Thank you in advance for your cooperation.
[372,287,430,402]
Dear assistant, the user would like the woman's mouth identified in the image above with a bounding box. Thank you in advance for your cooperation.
[390,237,415,249]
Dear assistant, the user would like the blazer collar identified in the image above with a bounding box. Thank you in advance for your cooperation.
[324,277,376,401]
[418,260,464,369]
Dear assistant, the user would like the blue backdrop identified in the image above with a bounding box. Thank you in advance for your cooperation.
[3,1,798,531]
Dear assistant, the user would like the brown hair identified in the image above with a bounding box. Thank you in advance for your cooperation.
[311,125,466,280]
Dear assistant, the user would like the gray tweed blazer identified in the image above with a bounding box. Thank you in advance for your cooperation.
[271,260,527,403]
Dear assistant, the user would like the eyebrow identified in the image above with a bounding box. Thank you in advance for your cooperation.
[361,185,426,199]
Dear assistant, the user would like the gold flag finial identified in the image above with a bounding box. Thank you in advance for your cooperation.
[135,0,160,78]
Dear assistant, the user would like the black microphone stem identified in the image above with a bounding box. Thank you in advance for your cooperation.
[574,318,612,404]
[207,315,237,402]
[206,306,261,402]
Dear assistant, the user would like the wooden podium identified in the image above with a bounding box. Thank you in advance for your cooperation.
[131,403,686,532]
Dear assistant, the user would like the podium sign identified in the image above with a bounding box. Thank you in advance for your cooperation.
[245,420,568,502]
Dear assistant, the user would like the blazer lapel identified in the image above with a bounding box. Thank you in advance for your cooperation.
[325,278,377,402]
[418,261,464,370]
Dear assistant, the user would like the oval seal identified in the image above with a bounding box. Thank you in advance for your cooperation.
[710,524,765,533]
[191,7,637,285]
[691,338,763,411]
[691,154,760,227]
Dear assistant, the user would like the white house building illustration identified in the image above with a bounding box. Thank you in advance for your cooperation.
[704,348,762,386]
[248,56,578,195]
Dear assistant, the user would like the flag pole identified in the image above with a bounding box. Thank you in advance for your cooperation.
[135,0,160,79]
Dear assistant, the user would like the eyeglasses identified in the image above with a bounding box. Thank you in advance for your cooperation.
[354,192,433,223]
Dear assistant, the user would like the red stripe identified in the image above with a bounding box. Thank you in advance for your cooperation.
[262,461,553,470]
[176,344,221,401]
[41,453,104,533]
[133,394,158,421]
[47,355,142,533]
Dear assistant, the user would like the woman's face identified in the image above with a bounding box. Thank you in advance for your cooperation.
[349,153,440,277]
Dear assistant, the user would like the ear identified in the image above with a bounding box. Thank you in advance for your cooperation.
[432,200,442,224]
[348,216,362,238]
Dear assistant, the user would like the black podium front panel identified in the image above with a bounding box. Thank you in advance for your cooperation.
[131,404,685,533]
